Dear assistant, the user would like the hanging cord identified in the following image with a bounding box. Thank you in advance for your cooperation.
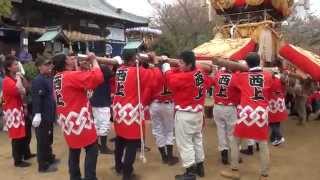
[230,24,237,38]
[136,59,147,163]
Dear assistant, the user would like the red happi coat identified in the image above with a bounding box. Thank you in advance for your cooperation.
[152,73,173,102]
[166,69,212,112]
[212,71,240,106]
[2,76,25,139]
[268,76,288,123]
[53,68,103,148]
[307,91,320,106]
[112,65,162,139]
[231,69,275,141]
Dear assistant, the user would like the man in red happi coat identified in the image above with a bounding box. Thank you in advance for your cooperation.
[112,50,162,180]
[52,53,103,180]
[221,52,277,180]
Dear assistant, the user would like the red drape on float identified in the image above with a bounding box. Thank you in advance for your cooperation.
[279,43,320,81]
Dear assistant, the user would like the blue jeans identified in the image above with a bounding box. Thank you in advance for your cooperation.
[270,122,282,142]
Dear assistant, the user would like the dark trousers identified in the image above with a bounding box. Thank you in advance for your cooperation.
[270,122,282,142]
[11,117,33,164]
[11,137,27,165]
[115,136,140,178]
[24,116,33,157]
[69,142,98,180]
[35,120,54,170]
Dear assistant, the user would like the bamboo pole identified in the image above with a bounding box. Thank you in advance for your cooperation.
[77,54,119,65]
[211,57,249,72]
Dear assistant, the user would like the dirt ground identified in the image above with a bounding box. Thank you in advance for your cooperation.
[0,117,319,180]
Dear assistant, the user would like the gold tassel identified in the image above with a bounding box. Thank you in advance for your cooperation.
[246,0,264,6]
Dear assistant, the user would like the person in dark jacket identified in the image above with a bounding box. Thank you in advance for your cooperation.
[31,57,59,173]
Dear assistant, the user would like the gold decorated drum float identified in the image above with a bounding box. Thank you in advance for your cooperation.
[194,0,320,81]
[212,0,294,18]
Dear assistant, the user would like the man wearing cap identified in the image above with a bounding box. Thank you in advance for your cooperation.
[31,57,58,173]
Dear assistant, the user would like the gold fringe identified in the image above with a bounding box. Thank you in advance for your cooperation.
[246,0,264,6]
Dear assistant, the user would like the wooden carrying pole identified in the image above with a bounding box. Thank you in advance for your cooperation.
[78,53,247,73]
[77,54,119,65]
[211,57,249,72]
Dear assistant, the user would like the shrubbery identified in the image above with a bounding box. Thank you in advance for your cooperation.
[23,62,39,81]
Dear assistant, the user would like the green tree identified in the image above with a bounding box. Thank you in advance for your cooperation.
[0,0,12,22]
[282,15,320,54]
[149,0,223,57]
[23,62,39,81]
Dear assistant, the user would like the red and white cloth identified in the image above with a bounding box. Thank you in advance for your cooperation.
[165,68,210,168]
[230,68,276,141]
[112,65,162,140]
[268,76,288,123]
[53,68,103,148]
[166,69,212,113]
[2,76,25,139]
[152,73,172,103]
[212,70,240,106]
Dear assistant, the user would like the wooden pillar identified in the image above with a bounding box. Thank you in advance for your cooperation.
[98,21,108,55]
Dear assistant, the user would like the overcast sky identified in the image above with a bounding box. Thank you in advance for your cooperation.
[309,0,320,15]
[106,0,320,17]
[106,0,173,17]
[306,0,320,15]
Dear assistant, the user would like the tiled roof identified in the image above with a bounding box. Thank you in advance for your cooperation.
[36,0,149,25]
